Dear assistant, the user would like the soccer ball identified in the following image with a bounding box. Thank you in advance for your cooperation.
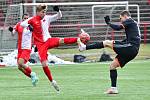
[79,29,90,44]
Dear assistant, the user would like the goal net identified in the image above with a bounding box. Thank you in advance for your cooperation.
[92,4,139,41]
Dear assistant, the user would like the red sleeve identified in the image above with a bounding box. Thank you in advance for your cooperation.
[14,23,19,31]
[28,18,32,25]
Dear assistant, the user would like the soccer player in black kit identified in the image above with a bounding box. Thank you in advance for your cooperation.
[78,11,141,94]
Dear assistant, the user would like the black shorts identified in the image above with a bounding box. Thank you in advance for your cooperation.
[113,41,139,67]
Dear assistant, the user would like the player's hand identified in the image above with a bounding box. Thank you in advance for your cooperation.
[53,6,59,12]
[34,46,38,52]
[8,26,13,32]
[28,25,33,31]
[104,16,110,25]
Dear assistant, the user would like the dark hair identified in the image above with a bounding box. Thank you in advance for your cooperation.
[120,10,131,17]
[22,13,29,19]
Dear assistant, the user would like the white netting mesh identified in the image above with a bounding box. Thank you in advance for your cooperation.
[4,5,21,27]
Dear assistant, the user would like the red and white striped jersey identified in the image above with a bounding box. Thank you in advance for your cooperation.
[21,11,62,44]
[13,22,32,50]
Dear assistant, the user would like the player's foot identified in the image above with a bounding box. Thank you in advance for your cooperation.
[78,38,86,52]
[30,72,38,86]
[51,80,60,92]
[104,87,119,94]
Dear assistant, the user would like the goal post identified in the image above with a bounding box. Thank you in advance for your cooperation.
[92,4,140,28]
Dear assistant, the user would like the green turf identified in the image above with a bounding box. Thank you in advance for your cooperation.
[0,60,150,100]
[49,44,150,61]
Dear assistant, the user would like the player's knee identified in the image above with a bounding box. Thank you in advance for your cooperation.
[18,61,23,66]
[41,61,48,67]
[18,66,22,70]
[59,38,64,45]
[110,61,119,70]
[18,59,24,67]
[110,65,117,70]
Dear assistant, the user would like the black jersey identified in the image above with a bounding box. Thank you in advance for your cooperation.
[122,18,141,48]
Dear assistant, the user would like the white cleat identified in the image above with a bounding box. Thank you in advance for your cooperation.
[78,39,86,52]
[51,80,60,92]
[30,72,38,87]
[104,87,119,94]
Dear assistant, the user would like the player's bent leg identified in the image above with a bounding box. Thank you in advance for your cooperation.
[18,58,25,67]
[18,66,30,77]
[105,59,120,94]
[18,58,38,86]
[110,58,120,70]
[18,58,31,78]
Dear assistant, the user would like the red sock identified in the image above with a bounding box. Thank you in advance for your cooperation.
[24,67,32,74]
[23,70,31,78]
[18,66,31,78]
[24,67,32,77]
[43,66,53,82]
[64,38,77,44]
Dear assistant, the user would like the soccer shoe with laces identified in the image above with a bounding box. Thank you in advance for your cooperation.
[30,72,38,86]
[51,80,60,92]
[78,38,86,52]
[104,87,119,94]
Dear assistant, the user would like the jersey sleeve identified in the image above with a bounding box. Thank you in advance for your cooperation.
[109,23,124,30]
[122,19,132,28]
[20,17,33,27]
[48,10,62,23]
[12,23,18,35]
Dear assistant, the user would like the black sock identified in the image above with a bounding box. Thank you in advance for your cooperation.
[86,42,104,50]
[110,70,117,87]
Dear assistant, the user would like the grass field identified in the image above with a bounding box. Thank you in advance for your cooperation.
[0,60,150,100]
[48,44,150,61]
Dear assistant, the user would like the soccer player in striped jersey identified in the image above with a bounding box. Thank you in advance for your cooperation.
[21,4,89,92]
[9,13,38,86]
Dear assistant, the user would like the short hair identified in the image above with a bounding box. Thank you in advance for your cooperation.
[22,13,29,19]
[36,4,47,12]
[120,10,131,17]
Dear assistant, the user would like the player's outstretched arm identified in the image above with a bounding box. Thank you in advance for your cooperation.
[104,16,123,31]
[48,6,62,23]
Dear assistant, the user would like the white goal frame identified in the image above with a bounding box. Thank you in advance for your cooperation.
[9,1,129,20]
[92,4,140,28]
